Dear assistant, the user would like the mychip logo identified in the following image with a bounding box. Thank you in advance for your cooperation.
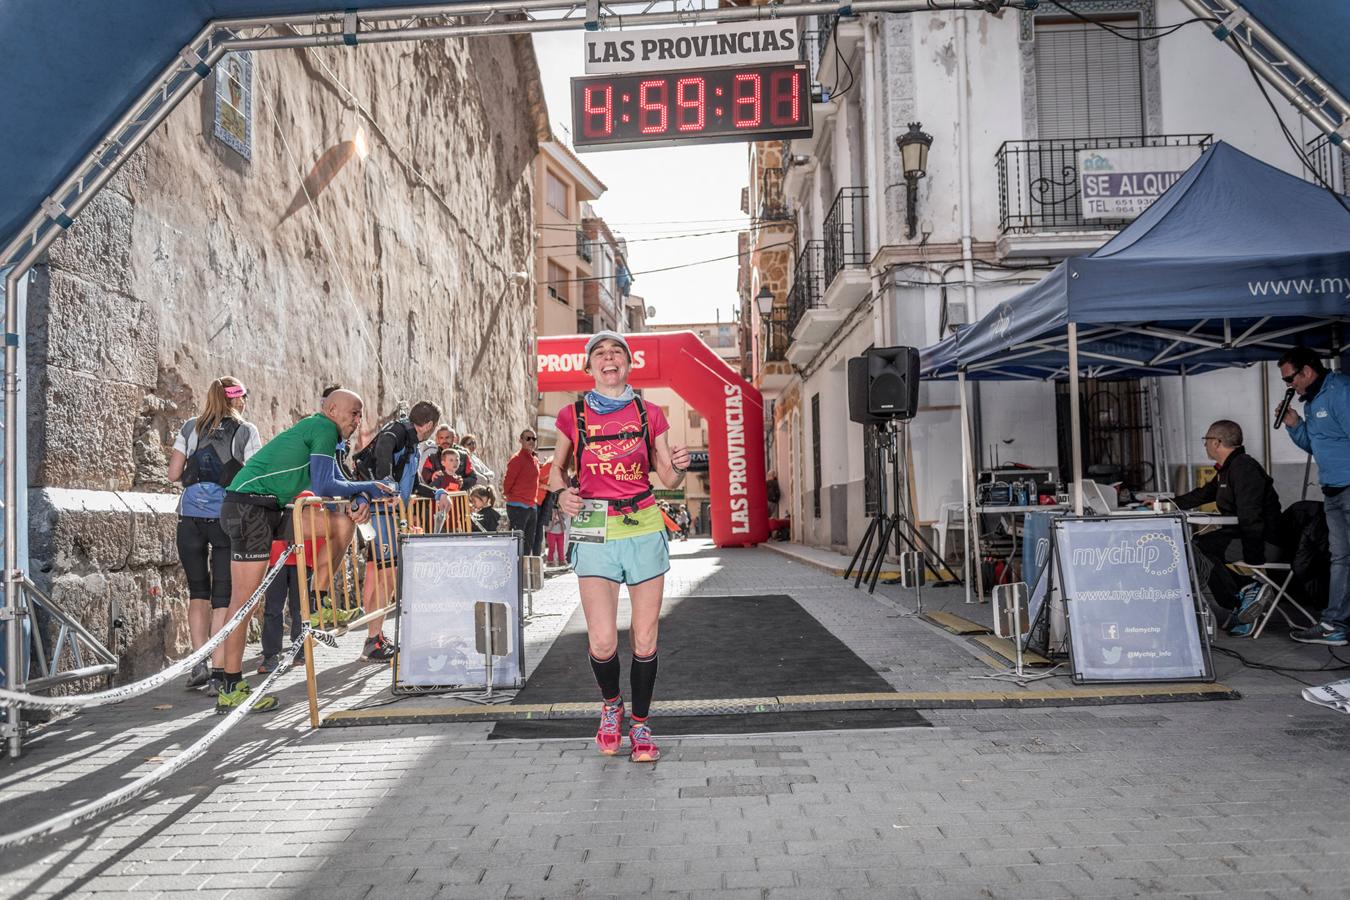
[1070,532,1179,577]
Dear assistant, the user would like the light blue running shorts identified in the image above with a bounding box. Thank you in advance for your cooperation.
[569,531,670,586]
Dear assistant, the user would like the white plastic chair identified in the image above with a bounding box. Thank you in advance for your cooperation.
[937,501,967,564]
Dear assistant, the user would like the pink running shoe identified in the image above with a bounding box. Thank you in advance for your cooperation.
[628,721,660,763]
[595,701,624,755]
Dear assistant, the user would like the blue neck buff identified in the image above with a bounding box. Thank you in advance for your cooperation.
[585,386,635,415]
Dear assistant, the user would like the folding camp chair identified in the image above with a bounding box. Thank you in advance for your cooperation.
[1230,561,1318,639]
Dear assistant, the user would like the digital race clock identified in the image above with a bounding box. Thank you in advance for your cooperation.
[570,62,813,152]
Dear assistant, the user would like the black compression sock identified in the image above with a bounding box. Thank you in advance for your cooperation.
[223,671,243,691]
[630,651,658,720]
[210,667,224,678]
[589,652,621,703]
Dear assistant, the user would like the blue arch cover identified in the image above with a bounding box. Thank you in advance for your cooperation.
[0,1,470,251]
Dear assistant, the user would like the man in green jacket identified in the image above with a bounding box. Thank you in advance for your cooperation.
[216,389,393,713]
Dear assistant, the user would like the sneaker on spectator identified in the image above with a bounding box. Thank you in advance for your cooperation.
[256,654,281,675]
[185,660,210,690]
[215,680,279,714]
[1291,623,1350,646]
[1228,622,1254,637]
[1234,583,1274,626]
[201,674,226,696]
[628,721,660,763]
[595,701,624,755]
[363,633,396,660]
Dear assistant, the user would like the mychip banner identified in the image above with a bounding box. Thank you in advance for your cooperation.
[1053,516,1212,683]
[395,533,524,691]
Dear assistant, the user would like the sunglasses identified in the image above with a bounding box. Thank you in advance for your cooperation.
[522,435,537,442]
[1281,374,1298,384]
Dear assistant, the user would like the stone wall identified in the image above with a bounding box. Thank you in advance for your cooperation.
[25,35,546,678]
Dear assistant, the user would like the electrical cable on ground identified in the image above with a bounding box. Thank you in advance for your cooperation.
[1212,644,1350,687]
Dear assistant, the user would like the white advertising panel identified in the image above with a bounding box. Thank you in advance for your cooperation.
[1077,145,1202,220]
[395,533,524,690]
[584,22,799,74]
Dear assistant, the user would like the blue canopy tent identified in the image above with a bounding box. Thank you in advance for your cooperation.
[924,141,1350,382]
[921,140,1350,589]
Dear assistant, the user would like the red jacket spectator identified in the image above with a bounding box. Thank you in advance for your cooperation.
[504,446,541,507]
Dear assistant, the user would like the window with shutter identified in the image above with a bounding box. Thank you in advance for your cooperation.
[1030,18,1145,227]
[547,260,569,304]
[545,170,569,214]
[1034,19,1144,139]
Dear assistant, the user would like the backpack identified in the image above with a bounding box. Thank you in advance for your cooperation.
[181,417,247,488]
[353,419,418,481]
[572,396,654,483]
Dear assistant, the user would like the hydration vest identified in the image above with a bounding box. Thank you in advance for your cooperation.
[181,417,246,488]
[572,396,655,510]
[353,418,418,482]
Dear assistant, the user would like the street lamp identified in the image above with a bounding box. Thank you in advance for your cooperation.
[755,285,775,318]
[896,122,933,240]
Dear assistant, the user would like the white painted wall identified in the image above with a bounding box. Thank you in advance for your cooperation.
[786,0,1327,544]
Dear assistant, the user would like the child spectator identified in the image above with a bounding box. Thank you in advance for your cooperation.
[429,448,462,492]
[470,484,501,533]
[545,501,569,567]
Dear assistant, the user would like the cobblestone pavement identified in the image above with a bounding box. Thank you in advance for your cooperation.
[2,539,1350,899]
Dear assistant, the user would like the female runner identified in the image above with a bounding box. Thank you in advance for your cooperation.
[551,331,690,763]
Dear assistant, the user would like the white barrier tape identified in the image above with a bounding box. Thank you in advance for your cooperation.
[312,602,399,639]
[0,627,310,848]
[0,547,296,711]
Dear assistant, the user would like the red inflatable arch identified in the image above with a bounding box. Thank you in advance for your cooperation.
[537,332,768,548]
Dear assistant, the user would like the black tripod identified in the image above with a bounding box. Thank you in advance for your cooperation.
[845,420,962,594]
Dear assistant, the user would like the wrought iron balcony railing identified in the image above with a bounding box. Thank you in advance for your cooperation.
[822,186,867,287]
[800,26,825,102]
[758,167,791,222]
[1307,133,1350,194]
[762,313,790,363]
[996,134,1212,234]
[786,240,825,338]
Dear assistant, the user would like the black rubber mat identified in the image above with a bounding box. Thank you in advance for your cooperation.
[514,594,895,703]
[489,707,928,740]
[490,594,906,738]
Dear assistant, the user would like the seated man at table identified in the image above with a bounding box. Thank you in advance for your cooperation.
[1174,419,1283,633]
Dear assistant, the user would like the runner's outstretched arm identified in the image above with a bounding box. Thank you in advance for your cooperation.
[309,454,388,502]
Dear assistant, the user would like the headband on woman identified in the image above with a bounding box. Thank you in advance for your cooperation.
[224,384,247,399]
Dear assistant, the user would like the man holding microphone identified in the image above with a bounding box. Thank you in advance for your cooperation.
[1277,347,1350,646]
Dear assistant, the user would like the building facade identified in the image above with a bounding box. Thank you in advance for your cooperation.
[532,144,648,446]
[533,140,606,440]
[27,36,547,676]
[744,0,1320,556]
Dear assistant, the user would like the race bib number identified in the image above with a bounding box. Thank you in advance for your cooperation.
[570,498,609,544]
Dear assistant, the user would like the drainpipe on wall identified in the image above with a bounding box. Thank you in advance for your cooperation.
[954,9,975,333]
[864,15,884,348]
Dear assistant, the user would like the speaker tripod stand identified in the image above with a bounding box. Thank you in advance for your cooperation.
[845,420,962,594]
